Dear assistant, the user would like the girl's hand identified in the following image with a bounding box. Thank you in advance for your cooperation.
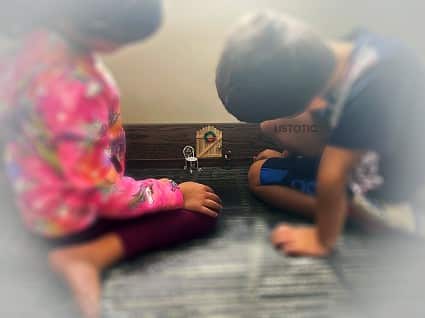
[179,182,222,218]
[253,149,289,162]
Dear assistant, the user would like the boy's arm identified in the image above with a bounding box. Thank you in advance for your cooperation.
[260,111,329,157]
[316,146,363,249]
[271,145,362,257]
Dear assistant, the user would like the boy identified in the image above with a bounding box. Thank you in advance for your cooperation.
[216,11,425,257]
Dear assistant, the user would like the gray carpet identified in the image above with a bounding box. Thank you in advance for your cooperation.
[1,167,425,318]
[103,167,425,318]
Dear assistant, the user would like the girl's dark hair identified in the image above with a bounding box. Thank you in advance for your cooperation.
[216,11,336,123]
[0,0,163,44]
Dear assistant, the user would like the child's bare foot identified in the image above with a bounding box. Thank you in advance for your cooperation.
[271,224,331,257]
[49,248,101,318]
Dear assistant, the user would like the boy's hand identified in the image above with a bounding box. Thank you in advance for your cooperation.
[253,149,289,162]
[179,182,222,218]
[271,224,331,257]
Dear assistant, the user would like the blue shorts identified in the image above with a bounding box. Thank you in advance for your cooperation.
[260,157,320,196]
[260,154,425,237]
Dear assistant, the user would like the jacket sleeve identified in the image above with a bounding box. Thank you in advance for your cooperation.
[38,72,184,220]
[98,177,184,219]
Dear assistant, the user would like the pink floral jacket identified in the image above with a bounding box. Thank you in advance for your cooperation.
[0,30,184,237]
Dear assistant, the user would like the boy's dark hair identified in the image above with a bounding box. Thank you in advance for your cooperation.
[1,0,162,44]
[216,11,336,123]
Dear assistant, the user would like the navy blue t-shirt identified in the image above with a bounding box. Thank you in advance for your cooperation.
[324,31,425,200]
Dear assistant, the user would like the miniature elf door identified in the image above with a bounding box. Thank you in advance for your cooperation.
[196,125,223,158]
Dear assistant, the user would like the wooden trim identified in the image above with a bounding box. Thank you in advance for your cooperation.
[124,123,275,168]
[125,158,254,169]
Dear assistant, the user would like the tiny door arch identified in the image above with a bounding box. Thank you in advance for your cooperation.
[196,125,223,159]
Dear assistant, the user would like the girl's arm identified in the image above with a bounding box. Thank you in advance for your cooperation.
[97,177,184,219]
[41,74,185,219]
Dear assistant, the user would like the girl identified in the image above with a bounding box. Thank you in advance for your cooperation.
[0,1,222,317]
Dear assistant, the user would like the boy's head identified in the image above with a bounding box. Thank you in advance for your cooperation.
[4,0,163,51]
[216,11,336,123]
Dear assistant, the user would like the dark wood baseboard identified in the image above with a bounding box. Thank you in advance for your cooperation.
[125,158,254,169]
[124,123,275,168]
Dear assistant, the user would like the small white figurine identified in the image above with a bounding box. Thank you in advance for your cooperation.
[183,146,201,174]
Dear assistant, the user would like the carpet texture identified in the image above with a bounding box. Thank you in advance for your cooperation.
[1,167,425,318]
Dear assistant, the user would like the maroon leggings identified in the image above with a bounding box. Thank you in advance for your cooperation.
[50,210,217,259]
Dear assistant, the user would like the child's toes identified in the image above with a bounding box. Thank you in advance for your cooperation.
[280,241,294,256]
[271,224,294,247]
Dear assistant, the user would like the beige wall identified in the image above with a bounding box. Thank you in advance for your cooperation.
[104,0,424,124]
